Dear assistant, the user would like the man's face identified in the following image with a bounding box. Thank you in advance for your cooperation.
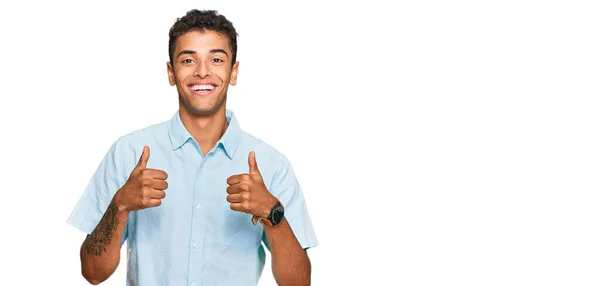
[168,30,239,117]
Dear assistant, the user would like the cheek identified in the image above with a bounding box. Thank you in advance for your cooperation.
[216,70,233,82]
[175,65,192,78]
[175,72,189,86]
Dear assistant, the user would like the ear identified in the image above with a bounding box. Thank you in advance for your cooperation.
[167,62,175,86]
[229,61,239,86]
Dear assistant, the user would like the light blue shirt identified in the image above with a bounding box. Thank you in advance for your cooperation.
[67,109,318,286]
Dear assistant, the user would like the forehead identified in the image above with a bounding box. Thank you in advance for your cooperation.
[175,30,231,54]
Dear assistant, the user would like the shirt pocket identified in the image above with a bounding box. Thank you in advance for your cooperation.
[214,209,263,249]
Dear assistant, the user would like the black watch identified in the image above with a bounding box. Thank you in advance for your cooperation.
[267,201,285,226]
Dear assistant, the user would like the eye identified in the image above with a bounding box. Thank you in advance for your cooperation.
[212,58,224,63]
[182,59,194,64]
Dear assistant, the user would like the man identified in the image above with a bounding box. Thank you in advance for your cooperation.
[67,9,318,286]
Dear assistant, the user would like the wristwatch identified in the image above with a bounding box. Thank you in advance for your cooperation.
[252,200,285,227]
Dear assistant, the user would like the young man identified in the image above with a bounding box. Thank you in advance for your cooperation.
[67,9,317,286]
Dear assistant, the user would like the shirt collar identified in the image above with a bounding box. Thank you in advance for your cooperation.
[168,109,242,159]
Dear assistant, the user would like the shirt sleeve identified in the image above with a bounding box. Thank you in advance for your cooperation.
[263,156,318,251]
[66,137,131,246]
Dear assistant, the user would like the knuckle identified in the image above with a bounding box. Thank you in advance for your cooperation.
[242,202,250,210]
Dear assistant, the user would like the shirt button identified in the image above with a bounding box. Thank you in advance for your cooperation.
[196,204,201,210]
[191,283,196,286]
[193,243,199,249]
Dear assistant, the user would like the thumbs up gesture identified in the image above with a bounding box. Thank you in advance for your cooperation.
[114,146,169,212]
[226,151,277,218]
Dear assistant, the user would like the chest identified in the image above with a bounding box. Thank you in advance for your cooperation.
[128,146,265,249]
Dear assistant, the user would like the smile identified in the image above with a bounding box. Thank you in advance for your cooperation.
[188,84,216,96]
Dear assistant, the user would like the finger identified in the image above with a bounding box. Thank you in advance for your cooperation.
[147,198,162,207]
[143,169,168,180]
[248,151,260,175]
[226,184,244,194]
[150,179,168,191]
[226,193,243,203]
[149,190,166,200]
[230,203,244,212]
[226,174,246,185]
[137,146,150,169]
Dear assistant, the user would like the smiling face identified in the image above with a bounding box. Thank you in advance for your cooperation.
[167,30,239,117]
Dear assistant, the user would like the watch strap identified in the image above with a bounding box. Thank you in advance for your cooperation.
[251,199,283,227]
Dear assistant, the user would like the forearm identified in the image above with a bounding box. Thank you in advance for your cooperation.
[264,218,311,286]
[80,195,130,285]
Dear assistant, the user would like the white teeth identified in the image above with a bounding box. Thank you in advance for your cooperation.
[191,84,214,91]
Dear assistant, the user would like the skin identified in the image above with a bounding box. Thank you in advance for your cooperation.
[227,151,312,286]
[80,146,168,285]
[167,30,238,155]
[79,30,311,286]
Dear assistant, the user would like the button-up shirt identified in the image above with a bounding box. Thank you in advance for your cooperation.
[67,109,318,286]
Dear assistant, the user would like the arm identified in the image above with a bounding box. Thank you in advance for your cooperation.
[80,196,130,285]
[226,151,316,286]
[76,145,167,284]
[264,217,311,286]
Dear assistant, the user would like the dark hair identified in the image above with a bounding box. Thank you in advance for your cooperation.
[168,9,238,66]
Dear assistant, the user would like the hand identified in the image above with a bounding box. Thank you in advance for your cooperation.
[226,151,277,218]
[114,146,168,212]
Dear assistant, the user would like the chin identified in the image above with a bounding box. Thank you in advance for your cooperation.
[185,104,220,117]
[179,92,226,116]
[188,106,213,115]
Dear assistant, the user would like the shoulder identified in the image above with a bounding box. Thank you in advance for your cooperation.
[238,131,291,169]
[108,119,171,161]
[236,131,300,190]
[120,119,170,144]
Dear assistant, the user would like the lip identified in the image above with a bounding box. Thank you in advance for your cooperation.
[188,82,217,96]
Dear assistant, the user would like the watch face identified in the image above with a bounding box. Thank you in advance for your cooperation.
[272,206,284,224]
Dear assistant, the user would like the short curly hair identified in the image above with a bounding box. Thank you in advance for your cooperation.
[168,9,238,67]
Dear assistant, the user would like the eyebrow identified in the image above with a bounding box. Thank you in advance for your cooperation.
[176,49,229,59]
[209,49,229,57]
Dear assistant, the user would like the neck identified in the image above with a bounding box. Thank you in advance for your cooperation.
[179,107,229,156]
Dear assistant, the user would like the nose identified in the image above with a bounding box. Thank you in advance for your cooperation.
[194,61,210,78]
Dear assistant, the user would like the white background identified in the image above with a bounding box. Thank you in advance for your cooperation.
[0,0,599,285]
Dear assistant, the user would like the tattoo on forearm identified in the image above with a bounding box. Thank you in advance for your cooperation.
[84,202,120,256]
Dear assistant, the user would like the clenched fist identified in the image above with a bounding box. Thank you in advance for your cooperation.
[226,151,277,219]
[114,146,168,211]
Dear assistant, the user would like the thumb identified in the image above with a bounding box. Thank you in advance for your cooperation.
[137,146,150,169]
[248,151,259,174]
